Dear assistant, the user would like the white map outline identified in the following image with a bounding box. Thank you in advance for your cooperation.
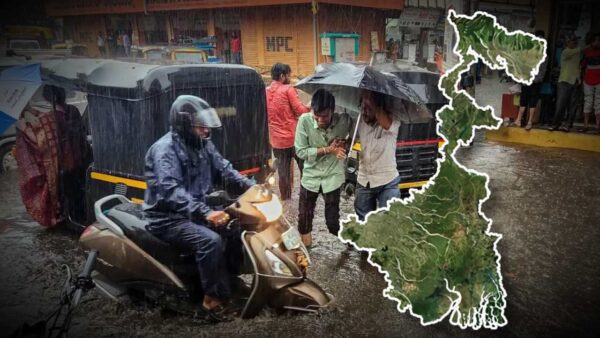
[338,9,547,329]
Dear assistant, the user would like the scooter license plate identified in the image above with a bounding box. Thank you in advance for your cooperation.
[281,227,301,250]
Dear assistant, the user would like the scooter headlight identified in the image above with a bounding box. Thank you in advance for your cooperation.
[253,194,283,222]
[265,250,293,277]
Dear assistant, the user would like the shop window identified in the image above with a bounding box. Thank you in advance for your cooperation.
[139,14,168,44]
[79,32,92,43]
[171,11,208,42]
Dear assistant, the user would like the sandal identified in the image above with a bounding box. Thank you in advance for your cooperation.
[197,304,234,324]
[525,124,532,131]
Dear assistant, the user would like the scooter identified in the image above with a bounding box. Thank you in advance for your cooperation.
[78,179,334,319]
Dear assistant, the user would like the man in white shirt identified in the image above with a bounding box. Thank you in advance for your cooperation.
[97,32,105,57]
[354,90,401,221]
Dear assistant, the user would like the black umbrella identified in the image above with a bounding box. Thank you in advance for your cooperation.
[372,62,448,108]
[296,63,434,162]
[296,62,433,123]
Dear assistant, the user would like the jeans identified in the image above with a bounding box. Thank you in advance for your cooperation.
[552,82,578,127]
[273,147,303,200]
[233,52,241,64]
[583,83,600,115]
[354,176,401,221]
[148,220,242,300]
[224,50,231,63]
[298,185,341,236]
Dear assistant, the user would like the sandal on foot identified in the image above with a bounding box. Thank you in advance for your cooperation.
[197,305,234,324]
[525,124,532,131]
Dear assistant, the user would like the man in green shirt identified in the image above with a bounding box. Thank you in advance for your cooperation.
[295,89,351,247]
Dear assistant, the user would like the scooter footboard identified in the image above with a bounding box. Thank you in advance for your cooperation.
[270,279,336,313]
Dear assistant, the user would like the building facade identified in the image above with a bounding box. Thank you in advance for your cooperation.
[45,0,403,76]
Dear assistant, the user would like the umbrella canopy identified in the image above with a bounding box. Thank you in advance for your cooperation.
[372,62,448,106]
[0,64,42,134]
[296,63,433,123]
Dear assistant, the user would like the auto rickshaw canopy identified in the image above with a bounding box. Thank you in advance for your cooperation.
[37,58,270,179]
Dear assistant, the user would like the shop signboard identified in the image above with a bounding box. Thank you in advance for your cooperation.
[321,37,332,56]
[398,7,442,28]
[336,38,356,62]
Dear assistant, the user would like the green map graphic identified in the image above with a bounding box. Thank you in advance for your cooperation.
[340,11,546,329]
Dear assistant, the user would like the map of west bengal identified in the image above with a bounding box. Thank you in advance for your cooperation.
[340,11,546,329]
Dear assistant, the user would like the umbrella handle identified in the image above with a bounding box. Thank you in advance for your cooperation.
[345,112,361,169]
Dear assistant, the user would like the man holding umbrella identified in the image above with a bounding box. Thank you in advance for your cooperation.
[354,90,401,221]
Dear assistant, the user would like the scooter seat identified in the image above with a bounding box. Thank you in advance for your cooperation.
[106,203,192,266]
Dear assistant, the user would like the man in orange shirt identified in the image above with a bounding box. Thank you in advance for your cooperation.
[266,63,311,200]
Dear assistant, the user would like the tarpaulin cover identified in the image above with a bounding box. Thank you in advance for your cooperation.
[15,107,62,227]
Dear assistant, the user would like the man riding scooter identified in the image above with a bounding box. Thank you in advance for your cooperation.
[142,95,254,323]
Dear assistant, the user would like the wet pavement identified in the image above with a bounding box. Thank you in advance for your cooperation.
[1,136,599,337]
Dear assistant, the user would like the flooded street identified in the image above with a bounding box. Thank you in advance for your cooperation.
[1,137,599,337]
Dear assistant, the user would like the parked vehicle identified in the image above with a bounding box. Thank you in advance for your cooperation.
[37,59,271,228]
[51,42,89,56]
[131,45,170,61]
[171,47,209,63]
[3,38,72,59]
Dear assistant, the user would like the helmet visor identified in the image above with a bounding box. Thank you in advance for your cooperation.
[190,107,222,128]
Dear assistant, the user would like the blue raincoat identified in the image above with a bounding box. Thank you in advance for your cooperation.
[143,131,253,228]
[142,131,253,299]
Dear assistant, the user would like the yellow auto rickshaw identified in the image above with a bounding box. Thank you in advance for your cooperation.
[171,47,208,64]
[52,42,89,56]
[131,45,170,61]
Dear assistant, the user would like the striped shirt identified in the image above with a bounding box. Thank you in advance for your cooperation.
[583,47,600,86]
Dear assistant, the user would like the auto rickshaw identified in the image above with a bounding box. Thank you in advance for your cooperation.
[171,47,209,64]
[51,42,89,56]
[131,45,170,61]
[38,58,271,228]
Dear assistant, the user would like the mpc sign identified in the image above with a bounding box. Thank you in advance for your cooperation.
[265,37,294,52]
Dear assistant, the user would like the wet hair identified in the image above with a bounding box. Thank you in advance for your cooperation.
[42,85,66,106]
[311,89,335,114]
[271,63,291,81]
[358,90,390,114]
[372,91,387,111]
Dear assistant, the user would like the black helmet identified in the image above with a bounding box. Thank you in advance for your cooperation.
[169,95,221,147]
